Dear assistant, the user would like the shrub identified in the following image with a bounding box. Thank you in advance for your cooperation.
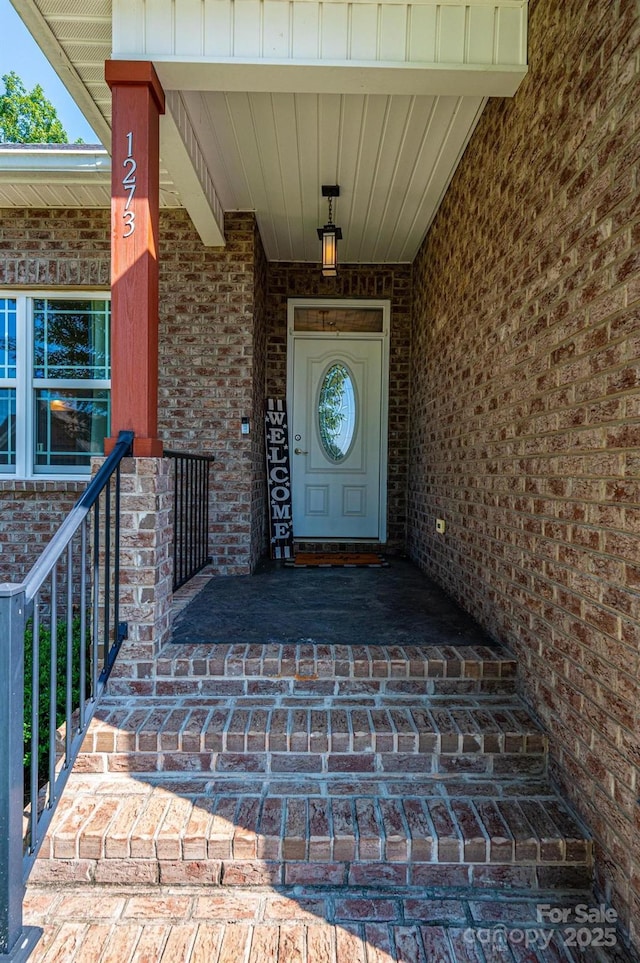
[23,615,89,795]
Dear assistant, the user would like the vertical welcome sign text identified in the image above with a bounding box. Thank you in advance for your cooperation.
[265,399,294,559]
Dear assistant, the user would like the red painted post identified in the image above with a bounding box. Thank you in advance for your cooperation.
[105,61,165,457]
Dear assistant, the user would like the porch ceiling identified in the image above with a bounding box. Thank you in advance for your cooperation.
[176,90,485,263]
[8,0,528,264]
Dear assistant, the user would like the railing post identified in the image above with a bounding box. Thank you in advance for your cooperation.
[0,584,41,961]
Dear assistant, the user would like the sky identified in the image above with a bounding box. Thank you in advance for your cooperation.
[1,0,100,143]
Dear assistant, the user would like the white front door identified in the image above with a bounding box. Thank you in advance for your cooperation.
[290,336,385,539]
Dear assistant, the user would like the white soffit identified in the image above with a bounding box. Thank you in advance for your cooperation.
[9,0,113,148]
[0,146,112,208]
[113,0,527,260]
[0,147,181,209]
[183,90,486,262]
[8,0,528,261]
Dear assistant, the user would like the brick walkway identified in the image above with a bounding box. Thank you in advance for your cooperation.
[23,564,637,961]
[23,885,629,962]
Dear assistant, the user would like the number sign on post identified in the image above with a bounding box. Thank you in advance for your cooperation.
[122,131,137,237]
[265,399,294,560]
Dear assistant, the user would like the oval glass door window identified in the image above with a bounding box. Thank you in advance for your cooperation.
[318,363,357,462]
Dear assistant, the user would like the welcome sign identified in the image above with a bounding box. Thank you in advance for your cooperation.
[265,399,294,559]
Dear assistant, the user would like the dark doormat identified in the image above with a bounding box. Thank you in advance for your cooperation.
[170,557,497,648]
[286,552,388,567]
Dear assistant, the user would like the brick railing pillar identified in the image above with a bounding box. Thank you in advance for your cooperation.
[92,455,173,694]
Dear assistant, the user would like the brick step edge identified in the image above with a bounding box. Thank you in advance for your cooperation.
[40,788,592,863]
[106,677,518,698]
[80,725,548,757]
[71,750,548,777]
[150,644,518,682]
[37,793,590,865]
[30,857,592,891]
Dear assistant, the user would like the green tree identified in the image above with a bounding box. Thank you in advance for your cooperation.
[0,71,71,143]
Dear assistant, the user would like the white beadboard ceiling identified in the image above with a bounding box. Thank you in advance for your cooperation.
[184,90,485,262]
[7,0,528,263]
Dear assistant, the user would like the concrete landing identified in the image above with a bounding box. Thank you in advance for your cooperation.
[170,558,496,648]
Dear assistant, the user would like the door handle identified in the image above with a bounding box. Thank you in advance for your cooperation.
[294,447,308,455]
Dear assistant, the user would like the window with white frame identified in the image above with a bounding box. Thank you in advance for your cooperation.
[0,293,111,477]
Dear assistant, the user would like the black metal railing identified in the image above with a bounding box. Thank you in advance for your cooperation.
[165,450,215,591]
[0,430,134,960]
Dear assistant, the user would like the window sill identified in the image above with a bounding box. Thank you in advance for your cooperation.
[0,477,89,491]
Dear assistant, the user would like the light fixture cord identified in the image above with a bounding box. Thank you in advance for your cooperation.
[328,194,333,226]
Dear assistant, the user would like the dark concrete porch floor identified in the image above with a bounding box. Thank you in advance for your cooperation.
[170,557,498,648]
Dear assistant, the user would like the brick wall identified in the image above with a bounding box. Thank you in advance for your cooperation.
[1,211,411,571]
[0,483,86,583]
[0,208,111,287]
[0,207,267,578]
[0,209,111,583]
[408,0,640,947]
[267,263,412,552]
[158,210,266,574]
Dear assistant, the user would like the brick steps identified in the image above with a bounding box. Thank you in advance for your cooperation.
[33,772,591,890]
[108,642,518,698]
[76,697,548,777]
[155,642,518,680]
[35,641,593,897]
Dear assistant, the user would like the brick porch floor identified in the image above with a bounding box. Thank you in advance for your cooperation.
[23,562,636,961]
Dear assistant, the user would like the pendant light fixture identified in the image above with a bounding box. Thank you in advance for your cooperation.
[317,185,342,277]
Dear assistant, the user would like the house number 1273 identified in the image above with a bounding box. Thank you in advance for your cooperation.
[122,130,137,238]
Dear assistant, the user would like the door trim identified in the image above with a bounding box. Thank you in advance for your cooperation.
[286,298,390,543]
